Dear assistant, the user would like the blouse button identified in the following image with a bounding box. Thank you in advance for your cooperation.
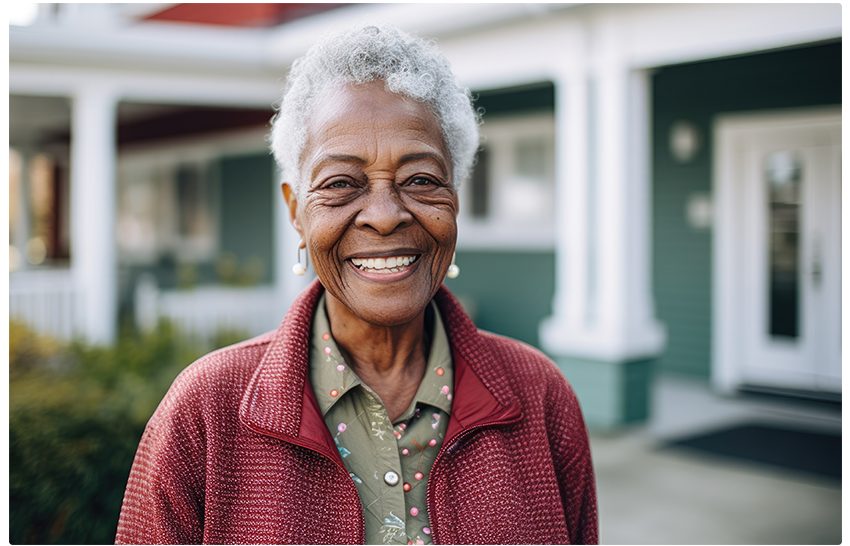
[383,471,400,486]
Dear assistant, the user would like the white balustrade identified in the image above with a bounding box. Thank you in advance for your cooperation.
[136,279,283,343]
[10,269,80,341]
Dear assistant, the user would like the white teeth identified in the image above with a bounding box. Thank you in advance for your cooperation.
[351,255,418,272]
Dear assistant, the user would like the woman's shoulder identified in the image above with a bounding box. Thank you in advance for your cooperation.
[179,330,276,385]
[151,329,279,420]
[473,329,585,426]
[475,329,564,381]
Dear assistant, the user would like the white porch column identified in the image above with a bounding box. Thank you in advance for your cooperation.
[540,25,592,351]
[541,29,664,363]
[592,60,666,361]
[539,20,665,428]
[70,86,118,344]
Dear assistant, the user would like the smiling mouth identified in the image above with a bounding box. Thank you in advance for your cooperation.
[349,255,420,274]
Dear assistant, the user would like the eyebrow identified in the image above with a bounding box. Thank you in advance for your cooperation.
[398,152,446,168]
[309,154,364,180]
[310,151,448,179]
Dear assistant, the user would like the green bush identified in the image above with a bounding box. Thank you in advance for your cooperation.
[9,321,247,544]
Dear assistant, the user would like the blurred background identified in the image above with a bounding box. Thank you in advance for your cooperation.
[8,3,841,544]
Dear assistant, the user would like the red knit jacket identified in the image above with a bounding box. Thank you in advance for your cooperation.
[116,281,598,545]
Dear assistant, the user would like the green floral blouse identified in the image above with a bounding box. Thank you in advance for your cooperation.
[309,294,454,545]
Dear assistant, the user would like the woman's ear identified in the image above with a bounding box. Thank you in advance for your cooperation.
[281,183,303,238]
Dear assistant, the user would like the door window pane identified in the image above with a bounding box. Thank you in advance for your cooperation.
[469,147,489,219]
[766,151,801,339]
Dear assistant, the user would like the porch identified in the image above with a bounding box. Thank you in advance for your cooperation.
[593,373,841,544]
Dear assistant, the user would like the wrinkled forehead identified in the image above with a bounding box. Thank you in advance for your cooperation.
[300,82,450,173]
[307,82,441,138]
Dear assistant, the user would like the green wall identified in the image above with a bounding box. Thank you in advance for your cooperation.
[651,41,841,378]
[445,250,555,348]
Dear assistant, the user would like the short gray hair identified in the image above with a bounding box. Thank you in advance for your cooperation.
[269,23,480,196]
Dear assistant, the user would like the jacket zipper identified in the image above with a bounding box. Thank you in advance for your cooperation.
[426,415,522,545]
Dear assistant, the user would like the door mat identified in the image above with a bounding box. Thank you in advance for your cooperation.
[666,424,841,479]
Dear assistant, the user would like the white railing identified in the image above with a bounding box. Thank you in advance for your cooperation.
[135,274,282,343]
[10,270,283,344]
[9,268,80,341]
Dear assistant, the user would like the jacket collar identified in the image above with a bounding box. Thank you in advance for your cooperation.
[239,280,522,457]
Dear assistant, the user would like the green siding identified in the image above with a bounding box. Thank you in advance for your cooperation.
[219,153,275,285]
[652,41,841,378]
[551,356,654,431]
[445,250,555,348]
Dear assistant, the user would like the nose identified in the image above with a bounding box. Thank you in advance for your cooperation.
[354,183,414,235]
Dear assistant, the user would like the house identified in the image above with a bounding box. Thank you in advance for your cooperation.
[9,3,841,429]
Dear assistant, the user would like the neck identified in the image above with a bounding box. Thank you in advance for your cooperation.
[324,292,429,421]
[326,293,427,378]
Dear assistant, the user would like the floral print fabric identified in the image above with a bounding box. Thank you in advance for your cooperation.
[310,294,453,545]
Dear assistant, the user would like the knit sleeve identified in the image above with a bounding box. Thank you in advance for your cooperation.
[545,370,599,545]
[115,369,208,545]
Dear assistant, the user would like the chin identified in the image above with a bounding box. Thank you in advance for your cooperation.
[351,291,433,327]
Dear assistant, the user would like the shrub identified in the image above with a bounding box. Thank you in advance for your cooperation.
[9,321,247,544]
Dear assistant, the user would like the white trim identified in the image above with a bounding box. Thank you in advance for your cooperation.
[620,3,840,69]
[9,64,282,108]
[117,128,272,266]
[713,116,744,393]
[12,4,839,78]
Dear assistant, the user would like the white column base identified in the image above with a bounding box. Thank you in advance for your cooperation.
[540,315,666,363]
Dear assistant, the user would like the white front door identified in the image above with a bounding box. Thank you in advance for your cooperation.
[714,108,841,394]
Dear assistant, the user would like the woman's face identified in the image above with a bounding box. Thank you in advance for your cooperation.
[287,82,458,327]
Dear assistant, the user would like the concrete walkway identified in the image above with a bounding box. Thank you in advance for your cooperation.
[588,374,842,545]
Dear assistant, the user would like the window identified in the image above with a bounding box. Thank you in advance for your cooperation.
[117,157,218,265]
[9,148,70,271]
[457,112,555,250]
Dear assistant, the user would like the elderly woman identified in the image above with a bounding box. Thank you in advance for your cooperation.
[116,24,597,545]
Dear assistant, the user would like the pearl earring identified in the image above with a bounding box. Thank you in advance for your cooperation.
[446,252,460,279]
[292,242,307,276]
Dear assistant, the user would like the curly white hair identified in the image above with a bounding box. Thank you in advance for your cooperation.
[269,23,480,196]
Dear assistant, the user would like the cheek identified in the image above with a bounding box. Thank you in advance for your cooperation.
[406,198,458,240]
[427,218,458,272]
[299,211,345,271]
[434,215,458,245]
